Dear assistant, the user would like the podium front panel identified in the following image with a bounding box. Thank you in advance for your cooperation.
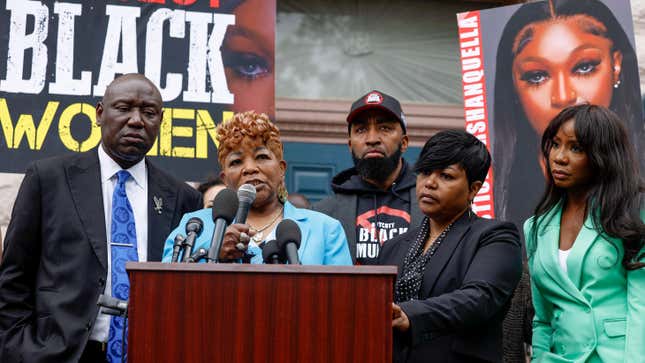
[127,263,396,363]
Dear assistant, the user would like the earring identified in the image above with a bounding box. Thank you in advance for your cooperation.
[278,181,288,203]
[614,80,621,89]
[468,200,474,218]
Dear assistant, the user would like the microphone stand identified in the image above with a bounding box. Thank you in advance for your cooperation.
[97,294,128,363]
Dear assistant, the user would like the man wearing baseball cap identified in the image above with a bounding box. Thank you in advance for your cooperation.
[314,90,423,264]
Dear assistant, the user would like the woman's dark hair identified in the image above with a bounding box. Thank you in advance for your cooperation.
[197,176,225,195]
[415,130,491,185]
[493,0,643,222]
[532,104,644,270]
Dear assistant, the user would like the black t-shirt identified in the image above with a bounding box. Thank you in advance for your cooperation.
[355,192,410,265]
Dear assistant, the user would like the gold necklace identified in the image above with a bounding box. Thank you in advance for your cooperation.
[249,205,284,243]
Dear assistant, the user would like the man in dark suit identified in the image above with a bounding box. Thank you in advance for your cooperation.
[0,74,202,362]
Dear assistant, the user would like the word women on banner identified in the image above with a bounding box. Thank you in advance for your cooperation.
[0,98,232,158]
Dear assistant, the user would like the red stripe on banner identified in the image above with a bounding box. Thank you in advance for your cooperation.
[457,11,495,219]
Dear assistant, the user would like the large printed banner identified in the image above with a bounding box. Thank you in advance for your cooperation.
[0,0,275,181]
[457,0,644,228]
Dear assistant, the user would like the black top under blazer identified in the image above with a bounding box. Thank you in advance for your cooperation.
[378,212,522,363]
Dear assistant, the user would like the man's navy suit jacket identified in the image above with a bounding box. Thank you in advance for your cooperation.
[0,150,202,362]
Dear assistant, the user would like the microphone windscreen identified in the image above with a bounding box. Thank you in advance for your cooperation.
[237,184,256,204]
[211,188,239,224]
[276,219,301,249]
[261,240,283,262]
[186,217,203,234]
[173,234,186,245]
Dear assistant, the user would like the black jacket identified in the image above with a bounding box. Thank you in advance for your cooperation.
[378,212,522,363]
[0,151,202,362]
[313,160,424,263]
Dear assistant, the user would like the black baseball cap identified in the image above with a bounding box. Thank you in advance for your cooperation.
[346,90,407,134]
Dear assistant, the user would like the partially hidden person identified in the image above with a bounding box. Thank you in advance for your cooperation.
[314,90,423,265]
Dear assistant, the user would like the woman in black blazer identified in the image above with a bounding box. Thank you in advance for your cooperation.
[379,130,523,363]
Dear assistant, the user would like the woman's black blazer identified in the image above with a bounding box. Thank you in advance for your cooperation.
[378,212,522,363]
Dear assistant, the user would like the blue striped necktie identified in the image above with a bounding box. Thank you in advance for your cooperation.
[107,170,139,362]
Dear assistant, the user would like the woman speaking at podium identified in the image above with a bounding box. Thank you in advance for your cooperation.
[162,111,351,265]
[378,130,523,362]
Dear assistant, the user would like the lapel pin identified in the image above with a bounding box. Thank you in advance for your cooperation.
[153,196,163,214]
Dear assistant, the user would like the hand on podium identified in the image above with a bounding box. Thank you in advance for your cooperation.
[392,303,410,332]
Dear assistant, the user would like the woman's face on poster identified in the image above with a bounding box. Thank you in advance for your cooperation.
[511,15,622,136]
[222,0,275,117]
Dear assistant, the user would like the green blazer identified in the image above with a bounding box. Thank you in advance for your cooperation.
[524,203,644,363]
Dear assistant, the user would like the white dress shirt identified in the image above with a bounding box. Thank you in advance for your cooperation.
[90,145,149,342]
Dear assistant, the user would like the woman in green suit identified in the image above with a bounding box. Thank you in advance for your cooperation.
[524,104,644,362]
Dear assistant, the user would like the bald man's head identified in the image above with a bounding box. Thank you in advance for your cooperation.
[96,74,163,169]
[103,73,162,104]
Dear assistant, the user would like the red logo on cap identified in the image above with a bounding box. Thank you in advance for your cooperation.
[364,92,383,105]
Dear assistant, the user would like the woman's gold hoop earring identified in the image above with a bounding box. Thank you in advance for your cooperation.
[278,182,288,203]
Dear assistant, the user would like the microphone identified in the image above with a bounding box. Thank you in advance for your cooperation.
[262,240,284,264]
[170,234,186,263]
[181,217,203,262]
[276,219,301,265]
[207,188,239,263]
[97,294,128,317]
[234,184,256,224]
[188,248,209,263]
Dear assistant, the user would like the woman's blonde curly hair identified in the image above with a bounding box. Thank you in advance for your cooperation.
[216,111,283,167]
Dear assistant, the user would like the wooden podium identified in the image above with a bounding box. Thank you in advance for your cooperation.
[126,262,397,362]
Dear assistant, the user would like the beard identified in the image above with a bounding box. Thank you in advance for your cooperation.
[352,143,403,184]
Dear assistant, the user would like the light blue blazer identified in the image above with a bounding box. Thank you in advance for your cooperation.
[524,203,645,363]
[162,201,352,265]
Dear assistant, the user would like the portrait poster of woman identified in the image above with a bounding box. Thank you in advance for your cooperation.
[220,0,276,118]
[458,0,644,229]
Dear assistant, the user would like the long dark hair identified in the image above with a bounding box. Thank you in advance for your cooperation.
[532,105,644,270]
[493,0,643,222]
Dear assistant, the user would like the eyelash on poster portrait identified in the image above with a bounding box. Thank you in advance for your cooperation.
[222,50,271,80]
[520,70,549,86]
[572,59,600,76]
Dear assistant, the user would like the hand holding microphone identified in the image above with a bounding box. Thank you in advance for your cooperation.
[215,184,258,260]
[218,224,257,260]
[233,184,256,252]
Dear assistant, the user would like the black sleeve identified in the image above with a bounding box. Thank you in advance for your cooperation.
[175,183,203,226]
[188,188,203,214]
[399,222,522,347]
[0,163,42,358]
